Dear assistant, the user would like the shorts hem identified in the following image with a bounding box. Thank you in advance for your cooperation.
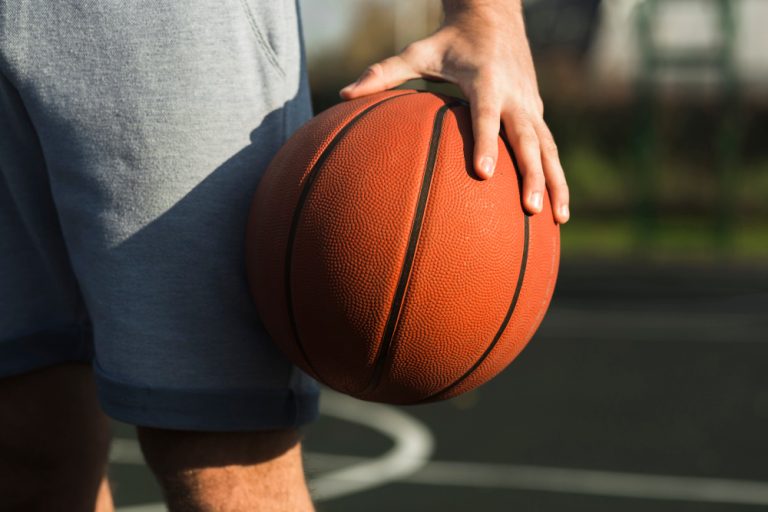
[94,365,320,431]
[0,326,93,378]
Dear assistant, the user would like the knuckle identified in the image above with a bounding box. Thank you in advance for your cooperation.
[541,138,559,157]
[400,41,418,55]
[507,102,534,121]
[477,105,499,119]
[521,159,545,179]
[365,63,384,78]
[475,104,499,121]
[401,41,425,61]
[474,69,498,88]
[515,130,539,148]
[402,39,443,75]
[550,179,569,195]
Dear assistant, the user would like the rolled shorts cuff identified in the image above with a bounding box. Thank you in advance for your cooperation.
[93,363,320,432]
[0,326,93,378]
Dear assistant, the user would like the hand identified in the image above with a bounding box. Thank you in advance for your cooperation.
[339,0,570,224]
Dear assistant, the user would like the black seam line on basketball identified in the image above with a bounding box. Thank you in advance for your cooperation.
[364,100,463,396]
[420,213,530,403]
[284,91,420,380]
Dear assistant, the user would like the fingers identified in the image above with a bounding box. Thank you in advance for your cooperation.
[340,55,420,100]
[468,89,501,180]
[503,111,545,215]
[336,31,570,223]
[538,124,570,223]
[502,111,569,223]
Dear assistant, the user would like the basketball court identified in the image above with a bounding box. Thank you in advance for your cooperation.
[107,260,768,511]
[2,1,765,510]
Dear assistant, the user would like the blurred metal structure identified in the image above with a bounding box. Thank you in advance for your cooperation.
[633,0,742,251]
[524,0,602,57]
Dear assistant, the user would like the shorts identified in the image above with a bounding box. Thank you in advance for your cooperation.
[0,0,319,431]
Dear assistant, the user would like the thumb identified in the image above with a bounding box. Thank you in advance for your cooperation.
[340,55,420,99]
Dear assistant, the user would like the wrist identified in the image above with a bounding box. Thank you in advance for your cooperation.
[442,0,523,29]
[442,0,522,15]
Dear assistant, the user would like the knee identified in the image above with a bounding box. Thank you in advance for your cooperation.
[137,426,302,477]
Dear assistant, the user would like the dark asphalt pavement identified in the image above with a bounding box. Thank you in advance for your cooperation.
[110,260,768,511]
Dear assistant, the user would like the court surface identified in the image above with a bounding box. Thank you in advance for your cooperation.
[108,260,768,511]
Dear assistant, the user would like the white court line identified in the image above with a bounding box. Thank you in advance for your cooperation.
[308,453,768,507]
[111,392,768,509]
[414,460,768,506]
[113,390,435,511]
[116,505,163,512]
[112,445,768,509]
[298,390,435,500]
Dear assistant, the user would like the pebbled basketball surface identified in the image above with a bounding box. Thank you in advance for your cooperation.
[247,90,560,404]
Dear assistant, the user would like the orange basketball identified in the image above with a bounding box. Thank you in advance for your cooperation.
[246,90,559,404]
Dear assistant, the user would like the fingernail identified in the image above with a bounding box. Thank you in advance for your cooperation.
[480,156,494,178]
[559,204,570,221]
[530,191,543,211]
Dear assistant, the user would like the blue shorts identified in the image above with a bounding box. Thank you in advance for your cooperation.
[0,0,319,431]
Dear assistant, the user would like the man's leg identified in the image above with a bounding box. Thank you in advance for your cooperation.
[138,427,313,512]
[0,51,112,512]
[2,3,319,510]
[0,364,113,512]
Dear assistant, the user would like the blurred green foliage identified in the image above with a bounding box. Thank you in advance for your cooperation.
[562,217,768,262]
[561,144,631,211]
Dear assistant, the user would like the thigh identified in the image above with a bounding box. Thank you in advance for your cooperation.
[1,0,317,431]
[0,72,91,377]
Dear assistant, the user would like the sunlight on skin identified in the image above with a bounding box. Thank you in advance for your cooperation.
[340,0,570,224]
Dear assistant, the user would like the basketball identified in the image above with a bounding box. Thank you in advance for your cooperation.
[246,90,559,404]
